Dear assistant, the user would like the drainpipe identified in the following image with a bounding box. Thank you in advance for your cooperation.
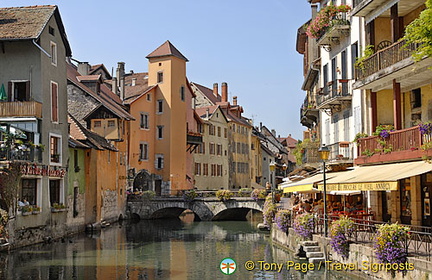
[32,39,51,58]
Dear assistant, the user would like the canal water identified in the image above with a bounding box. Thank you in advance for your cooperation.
[0,214,354,280]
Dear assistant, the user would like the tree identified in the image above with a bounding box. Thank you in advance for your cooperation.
[403,0,432,61]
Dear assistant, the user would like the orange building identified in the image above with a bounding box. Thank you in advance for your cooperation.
[125,41,200,195]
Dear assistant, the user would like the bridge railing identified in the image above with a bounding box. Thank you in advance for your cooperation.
[127,189,267,201]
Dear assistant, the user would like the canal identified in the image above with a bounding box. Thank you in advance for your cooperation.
[0,213,354,279]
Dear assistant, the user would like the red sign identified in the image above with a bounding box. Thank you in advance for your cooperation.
[20,164,66,178]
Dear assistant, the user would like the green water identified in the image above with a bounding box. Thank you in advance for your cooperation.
[0,216,354,279]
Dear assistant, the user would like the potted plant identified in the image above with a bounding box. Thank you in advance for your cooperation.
[216,190,233,201]
[51,203,66,212]
[32,206,41,214]
[274,209,291,233]
[21,205,33,216]
[330,216,354,259]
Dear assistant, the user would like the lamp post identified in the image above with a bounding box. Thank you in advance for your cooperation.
[269,161,276,203]
[318,144,330,237]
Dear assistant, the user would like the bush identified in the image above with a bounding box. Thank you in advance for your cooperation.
[293,213,315,239]
[263,197,277,226]
[251,189,267,200]
[216,190,233,201]
[275,210,291,233]
[330,216,354,259]
[183,189,197,202]
[141,190,156,200]
[238,188,252,197]
[374,223,409,265]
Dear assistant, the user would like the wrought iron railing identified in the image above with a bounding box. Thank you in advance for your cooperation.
[313,215,432,260]
[355,40,418,80]
[316,80,351,106]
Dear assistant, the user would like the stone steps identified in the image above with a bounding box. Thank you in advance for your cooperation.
[301,241,325,265]
[306,251,324,258]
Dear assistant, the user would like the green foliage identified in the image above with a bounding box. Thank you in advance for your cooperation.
[238,188,252,197]
[292,138,319,165]
[0,163,22,213]
[403,0,432,62]
[250,189,267,200]
[216,190,233,201]
[361,149,375,157]
[373,124,394,136]
[263,198,277,226]
[141,190,156,200]
[355,45,375,69]
[353,132,369,144]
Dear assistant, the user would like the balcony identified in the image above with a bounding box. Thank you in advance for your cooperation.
[317,18,350,47]
[186,131,203,153]
[300,98,319,129]
[353,40,432,91]
[355,126,432,165]
[327,141,354,164]
[0,101,42,118]
[352,0,425,18]
[316,79,351,110]
[0,146,42,163]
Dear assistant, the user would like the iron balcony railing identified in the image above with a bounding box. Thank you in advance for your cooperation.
[355,40,418,80]
[316,79,351,108]
[327,141,354,162]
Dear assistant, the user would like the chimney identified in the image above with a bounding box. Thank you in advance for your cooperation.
[271,129,277,137]
[112,77,118,95]
[77,62,90,76]
[260,122,262,132]
[221,82,228,102]
[116,62,125,84]
[213,83,218,97]
[132,78,137,86]
[233,96,238,106]
[311,4,318,19]
[119,78,125,101]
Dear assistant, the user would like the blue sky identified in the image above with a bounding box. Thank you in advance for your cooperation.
[4,0,312,140]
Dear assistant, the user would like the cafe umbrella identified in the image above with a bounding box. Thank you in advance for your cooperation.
[0,84,7,101]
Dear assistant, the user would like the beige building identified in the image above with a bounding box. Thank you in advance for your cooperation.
[193,105,229,190]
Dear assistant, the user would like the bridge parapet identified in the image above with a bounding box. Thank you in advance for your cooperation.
[127,197,264,221]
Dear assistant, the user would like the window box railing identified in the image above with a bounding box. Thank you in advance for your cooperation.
[355,40,418,80]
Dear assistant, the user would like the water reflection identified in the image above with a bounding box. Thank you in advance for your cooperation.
[0,214,355,279]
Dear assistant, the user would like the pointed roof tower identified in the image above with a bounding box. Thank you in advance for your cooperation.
[146,40,188,62]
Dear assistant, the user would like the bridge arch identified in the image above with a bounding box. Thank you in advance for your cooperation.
[127,198,264,221]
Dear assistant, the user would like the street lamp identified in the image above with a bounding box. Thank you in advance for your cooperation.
[269,161,276,203]
[282,163,288,177]
[318,144,330,237]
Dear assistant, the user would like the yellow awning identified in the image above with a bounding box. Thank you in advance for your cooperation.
[317,161,432,191]
[281,172,346,193]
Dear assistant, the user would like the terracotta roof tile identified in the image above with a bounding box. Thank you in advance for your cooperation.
[146,40,188,61]
[77,75,101,82]
[195,105,219,119]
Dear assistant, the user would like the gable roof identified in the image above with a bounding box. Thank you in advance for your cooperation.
[191,82,221,104]
[68,114,117,151]
[0,5,72,56]
[67,63,134,121]
[146,40,188,62]
[89,64,111,78]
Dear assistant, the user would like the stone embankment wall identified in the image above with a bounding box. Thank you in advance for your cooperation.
[271,224,432,280]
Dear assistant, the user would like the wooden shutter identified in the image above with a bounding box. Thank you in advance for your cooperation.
[25,81,30,101]
[7,81,12,101]
[51,82,58,122]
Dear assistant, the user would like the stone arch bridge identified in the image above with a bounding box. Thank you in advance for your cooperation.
[127,197,264,221]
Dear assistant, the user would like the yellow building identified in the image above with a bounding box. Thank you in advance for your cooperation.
[126,41,196,195]
[193,105,229,190]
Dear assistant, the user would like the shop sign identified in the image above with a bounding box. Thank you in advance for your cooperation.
[323,181,398,191]
[20,164,66,178]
